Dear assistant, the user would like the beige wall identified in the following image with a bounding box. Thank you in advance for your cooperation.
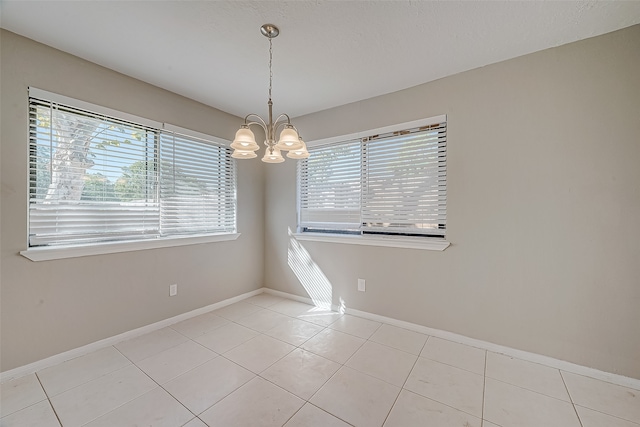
[265,25,640,379]
[0,30,265,371]
[2,25,639,379]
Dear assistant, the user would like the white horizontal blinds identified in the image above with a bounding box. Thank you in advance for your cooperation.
[362,122,447,237]
[299,140,362,232]
[159,132,236,236]
[28,98,160,247]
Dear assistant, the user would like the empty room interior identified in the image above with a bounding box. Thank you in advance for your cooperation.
[1,2,639,427]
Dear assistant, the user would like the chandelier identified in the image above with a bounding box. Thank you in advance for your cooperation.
[231,24,309,163]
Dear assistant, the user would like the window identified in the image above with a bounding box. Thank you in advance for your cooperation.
[298,117,446,239]
[27,90,236,250]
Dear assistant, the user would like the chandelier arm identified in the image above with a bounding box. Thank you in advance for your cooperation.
[244,117,275,149]
[273,113,292,126]
[275,123,301,138]
[273,122,292,135]
[244,115,268,130]
[272,114,295,135]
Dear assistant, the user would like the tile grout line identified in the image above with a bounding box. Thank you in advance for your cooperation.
[400,335,490,421]
[572,403,640,426]
[256,356,358,427]
[418,353,486,377]
[342,357,420,388]
[154,346,246,420]
[168,318,229,341]
[279,404,305,427]
[117,330,190,366]
[33,372,64,427]
[335,327,369,367]
[326,318,383,341]
[229,312,327,344]
[481,349,487,424]
[243,374,308,425]
[228,308,324,368]
[560,370,585,427]
[36,352,135,408]
[185,303,326,355]
[222,340,297,378]
[557,370,640,426]
[307,401,356,426]
[257,348,341,402]
[302,326,396,426]
[0,398,53,423]
[84,357,191,426]
[300,318,381,423]
[379,333,431,426]
[179,416,201,427]
[118,344,200,423]
[218,305,335,374]
[222,301,336,345]
[487,375,577,405]
[340,340,420,390]
[129,300,331,423]
[403,376,485,420]
[81,386,166,427]
[558,369,640,426]
[307,325,369,402]
[190,376,260,420]
[304,344,350,405]
[51,350,148,425]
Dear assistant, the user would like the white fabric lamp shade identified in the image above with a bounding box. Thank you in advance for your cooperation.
[232,149,258,159]
[262,147,285,163]
[231,127,260,151]
[275,127,302,151]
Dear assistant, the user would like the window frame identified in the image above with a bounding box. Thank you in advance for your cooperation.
[21,88,239,261]
[295,116,450,251]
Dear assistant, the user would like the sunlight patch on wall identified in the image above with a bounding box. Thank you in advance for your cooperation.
[288,228,332,310]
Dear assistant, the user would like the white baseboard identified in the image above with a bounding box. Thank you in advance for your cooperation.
[263,288,640,391]
[0,288,264,383]
[264,288,331,307]
[4,286,639,392]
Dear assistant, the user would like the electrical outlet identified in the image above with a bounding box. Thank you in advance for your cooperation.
[357,278,366,292]
[169,284,178,296]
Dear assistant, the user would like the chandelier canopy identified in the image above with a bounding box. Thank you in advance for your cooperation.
[231,24,309,163]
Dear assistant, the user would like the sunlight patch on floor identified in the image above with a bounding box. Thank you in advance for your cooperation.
[287,228,333,310]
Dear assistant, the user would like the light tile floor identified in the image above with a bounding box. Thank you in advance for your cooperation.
[2,293,639,427]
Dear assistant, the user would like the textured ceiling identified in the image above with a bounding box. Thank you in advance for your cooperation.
[1,1,639,118]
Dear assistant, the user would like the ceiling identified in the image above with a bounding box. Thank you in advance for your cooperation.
[1,1,639,118]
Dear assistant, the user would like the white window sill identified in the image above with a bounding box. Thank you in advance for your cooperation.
[20,233,241,262]
[293,233,450,251]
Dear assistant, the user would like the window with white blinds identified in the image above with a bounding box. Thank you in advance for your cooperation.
[298,140,362,233]
[28,95,236,248]
[298,119,446,238]
[159,132,236,236]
